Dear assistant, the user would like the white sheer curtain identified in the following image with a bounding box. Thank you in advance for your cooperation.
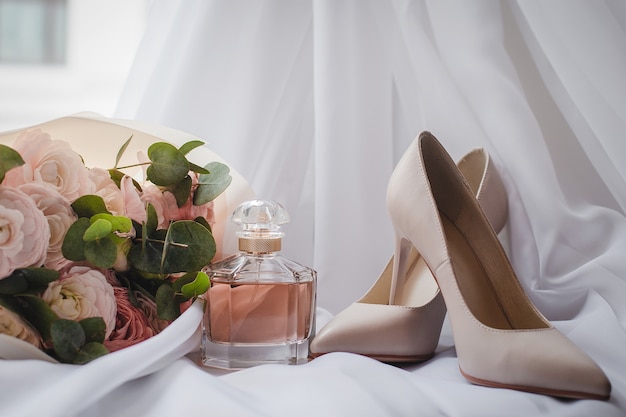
[113,1,626,414]
[116,0,626,316]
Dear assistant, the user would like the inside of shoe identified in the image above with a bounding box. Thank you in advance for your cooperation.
[422,135,547,330]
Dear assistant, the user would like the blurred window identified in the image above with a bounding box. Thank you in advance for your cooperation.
[0,0,67,65]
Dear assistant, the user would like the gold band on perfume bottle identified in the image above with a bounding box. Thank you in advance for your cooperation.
[238,237,281,253]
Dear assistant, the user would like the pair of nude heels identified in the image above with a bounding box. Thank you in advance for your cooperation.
[310,132,611,400]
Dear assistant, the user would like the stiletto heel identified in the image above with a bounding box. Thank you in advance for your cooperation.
[386,131,610,399]
[310,147,508,362]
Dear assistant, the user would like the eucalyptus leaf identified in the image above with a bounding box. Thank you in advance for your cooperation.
[167,175,192,207]
[155,284,180,320]
[92,213,132,233]
[178,140,204,156]
[71,195,110,218]
[128,240,166,273]
[108,168,142,191]
[80,317,106,344]
[115,135,133,168]
[20,267,60,291]
[51,319,85,363]
[194,162,232,205]
[62,218,91,261]
[0,144,25,183]
[180,271,210,299]
[146,142,189,186]
[17,295,59,342]
[194,216,212,232]
[0,268,60,295]
[85,237,118,269]
[145,203,158,237]
[189,162,210,175]
[0,273,28,295]
[74,342,109,365]
[161,220,216,272]
[83,218,113,241]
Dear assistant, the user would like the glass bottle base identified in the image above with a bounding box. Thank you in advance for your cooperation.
[202,337,311,370]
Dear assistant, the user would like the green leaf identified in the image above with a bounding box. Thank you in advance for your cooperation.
[145,203,158,237]
[162,221,216,272]
[167,175,191,208]
[115,135,133,168]
[194,162,232,205]
[178,140,204,156]
[189,162,210,175]
[146,142,190,186]
[155,284,180,320]
[71,195,110,218]
[0,144,24,183]
[194,216,212,232]
[62,218,91,261]
[74,342,109,364]
[0,273,28,295]
[128,240,165,274]
[0,268,60,295]
[179,271,210,299]
[83,218,113,241]
[108,168,143,191]
[92,213,132,233]
[17,295,59,342]
[80,317,106,344]
[84,237,118,269]
[51,319,85,363]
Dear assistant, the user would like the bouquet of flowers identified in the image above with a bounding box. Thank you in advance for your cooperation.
[0,128,231,364]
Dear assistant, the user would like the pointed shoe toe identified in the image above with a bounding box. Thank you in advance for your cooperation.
[310,291,446,362]
[386,131,611,399]
[453,308,612,399]
[311,145,508,362]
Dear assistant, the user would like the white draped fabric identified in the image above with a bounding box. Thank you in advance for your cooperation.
[1,1,625,416]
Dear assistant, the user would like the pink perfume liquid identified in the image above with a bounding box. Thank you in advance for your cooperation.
[207,281,314,344]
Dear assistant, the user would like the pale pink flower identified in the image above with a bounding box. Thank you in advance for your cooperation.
[0,185,50,278]
[120,175,145,223]
[0,305,42,348]
[140,183,172,229]
[89,167,125,216]
[140,173,216,230]
[104,286,157,352]
[3,129,95,202]
[42,266,117,338]
[17,182,76,269]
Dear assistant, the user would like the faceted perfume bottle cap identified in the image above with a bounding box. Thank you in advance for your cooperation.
[232,200,289,252]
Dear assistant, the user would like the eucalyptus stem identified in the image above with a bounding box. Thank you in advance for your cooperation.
[115,161,151,170]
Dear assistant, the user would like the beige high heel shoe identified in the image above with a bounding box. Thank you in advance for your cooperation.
[310,147,508,362]
[385,131,610,399]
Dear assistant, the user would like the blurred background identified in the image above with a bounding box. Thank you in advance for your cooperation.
[0,0,148,132]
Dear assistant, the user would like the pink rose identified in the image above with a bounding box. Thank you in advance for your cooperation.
[0,305,42,348]
[104,286,159,352]
[17,183,76,269]
[0,185,50,278]
[3,129,95,202]
[42,266,117,338]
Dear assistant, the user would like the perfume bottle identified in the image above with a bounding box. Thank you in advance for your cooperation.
[202,200,317,369]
